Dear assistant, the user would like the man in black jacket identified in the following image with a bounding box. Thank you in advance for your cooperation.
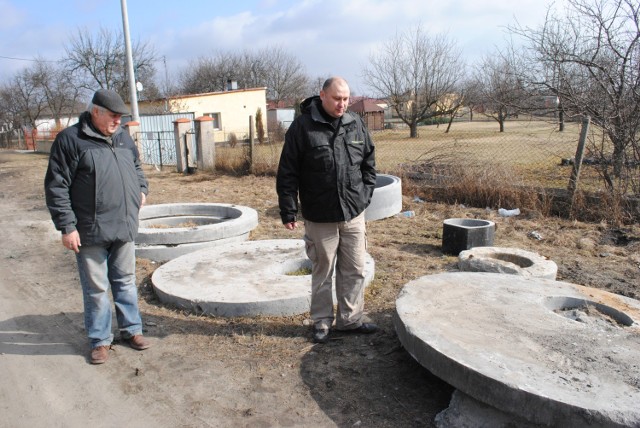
[44,89,150,364]
[276,77,377,343]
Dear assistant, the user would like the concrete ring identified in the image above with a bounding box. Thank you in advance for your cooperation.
[137,203,258,246]
[365,174,403,221]
[458,246,558,280]
[151,239,375,317]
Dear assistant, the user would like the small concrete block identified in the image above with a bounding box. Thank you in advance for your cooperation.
[442,218,495,255]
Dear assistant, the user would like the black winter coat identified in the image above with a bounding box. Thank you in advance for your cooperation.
[276,96,376,224]
[44,112,148,246]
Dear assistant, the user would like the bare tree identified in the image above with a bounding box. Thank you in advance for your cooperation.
[0,82,28,134]
[461,78,483,122]
[362,25,466,138]
[256,46,309,104]
[180,51,243,94]
[64,26,158,100]
[180,46,309,104]
[511,0,640,193]
[308,76,327,97]
[471,49,527,132]
[0,59,83,140]
[31,59,82,129]
[1,66,47,129]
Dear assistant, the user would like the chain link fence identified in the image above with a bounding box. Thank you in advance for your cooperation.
[244,117,591,193]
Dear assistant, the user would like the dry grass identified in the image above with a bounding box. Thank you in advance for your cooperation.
[216,118,582,182]
[208,118,634,224]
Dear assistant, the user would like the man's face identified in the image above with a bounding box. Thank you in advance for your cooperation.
[91,107,122,136]
[320,80,350,118]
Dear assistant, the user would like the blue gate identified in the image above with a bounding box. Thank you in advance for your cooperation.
[136,113,195,167]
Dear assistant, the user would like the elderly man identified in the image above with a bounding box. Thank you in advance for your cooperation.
[44,89,150,364]
[276,77,378,343]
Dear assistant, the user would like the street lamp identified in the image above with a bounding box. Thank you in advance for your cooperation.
[120,0,140,122]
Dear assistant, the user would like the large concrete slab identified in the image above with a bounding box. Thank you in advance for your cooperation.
[394,272,640,427]
[152,239,375,317]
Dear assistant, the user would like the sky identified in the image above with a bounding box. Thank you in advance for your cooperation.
[0,0,559,96]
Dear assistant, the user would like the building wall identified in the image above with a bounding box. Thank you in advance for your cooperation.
[35,116,79,132]
[165,88,267,143]
[267,108,295,131]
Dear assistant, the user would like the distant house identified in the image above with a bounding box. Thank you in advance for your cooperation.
[267,108,295,132]
[266,99,297,132]
[349,98,385,131]
[35,115,80,133]
[137,86,268,143]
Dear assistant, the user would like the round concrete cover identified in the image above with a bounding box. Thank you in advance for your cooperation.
[394,272,640,427]
[152,239,375,317]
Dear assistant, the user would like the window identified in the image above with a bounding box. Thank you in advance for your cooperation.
[205,113,221,130]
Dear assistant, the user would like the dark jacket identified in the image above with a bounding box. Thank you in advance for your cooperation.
[44,112,148,246]
[276,96,376,224]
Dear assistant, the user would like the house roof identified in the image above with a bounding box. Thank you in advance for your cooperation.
[267,99,297,109]
[166,87,267,101]
[349,98,384,113]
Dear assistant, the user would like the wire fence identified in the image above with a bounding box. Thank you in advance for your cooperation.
[243,117,595,193]
[2,116,621,196]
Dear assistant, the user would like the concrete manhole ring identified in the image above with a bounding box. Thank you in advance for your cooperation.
[395,272,640,427]
[135,233,249,263]
[137,203,258,245]
[458,246,558,280]
[365,174,402,221]
[151,239,375,317]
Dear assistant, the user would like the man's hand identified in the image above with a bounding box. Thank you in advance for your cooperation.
[141,192,146,208]
[62,231,81,253]
[284,222,298,230]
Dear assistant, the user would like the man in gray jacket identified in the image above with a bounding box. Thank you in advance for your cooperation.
[277,77,377,343]
[44,89,150,364]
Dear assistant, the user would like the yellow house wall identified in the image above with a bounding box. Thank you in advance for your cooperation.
[170,88,267,143]
[139,88,267,142]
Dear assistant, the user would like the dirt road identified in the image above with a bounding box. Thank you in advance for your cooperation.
[0,150,452,428]
[3,149,638,428]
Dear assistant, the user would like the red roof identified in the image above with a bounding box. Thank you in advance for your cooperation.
[349,99,384,113]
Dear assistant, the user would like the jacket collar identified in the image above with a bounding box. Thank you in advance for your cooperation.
[305,96,355,126]
[79,111,122,143]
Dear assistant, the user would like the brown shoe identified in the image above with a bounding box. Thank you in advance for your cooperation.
[90,345,110,364]
[124,335,151,351]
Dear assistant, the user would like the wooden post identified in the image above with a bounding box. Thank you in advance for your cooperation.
[249,115,255,174]
[567,115,591,199]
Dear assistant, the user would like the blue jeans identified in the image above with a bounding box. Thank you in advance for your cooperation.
[75,240,143,348]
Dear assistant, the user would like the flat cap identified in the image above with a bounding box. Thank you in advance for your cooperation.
[92,89,129,115]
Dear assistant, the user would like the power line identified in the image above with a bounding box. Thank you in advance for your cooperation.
[0,55,58,62]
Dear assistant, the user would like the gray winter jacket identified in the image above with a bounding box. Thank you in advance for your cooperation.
[44,112,148,246]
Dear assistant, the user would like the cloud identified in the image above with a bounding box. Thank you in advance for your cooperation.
[0,0,26,31]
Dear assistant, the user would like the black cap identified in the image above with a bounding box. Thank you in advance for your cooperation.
[91,89,129,115]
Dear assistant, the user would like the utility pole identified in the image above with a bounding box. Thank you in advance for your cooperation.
[120,0,140,122]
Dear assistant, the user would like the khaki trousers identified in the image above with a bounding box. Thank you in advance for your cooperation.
[303,213,367,331]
